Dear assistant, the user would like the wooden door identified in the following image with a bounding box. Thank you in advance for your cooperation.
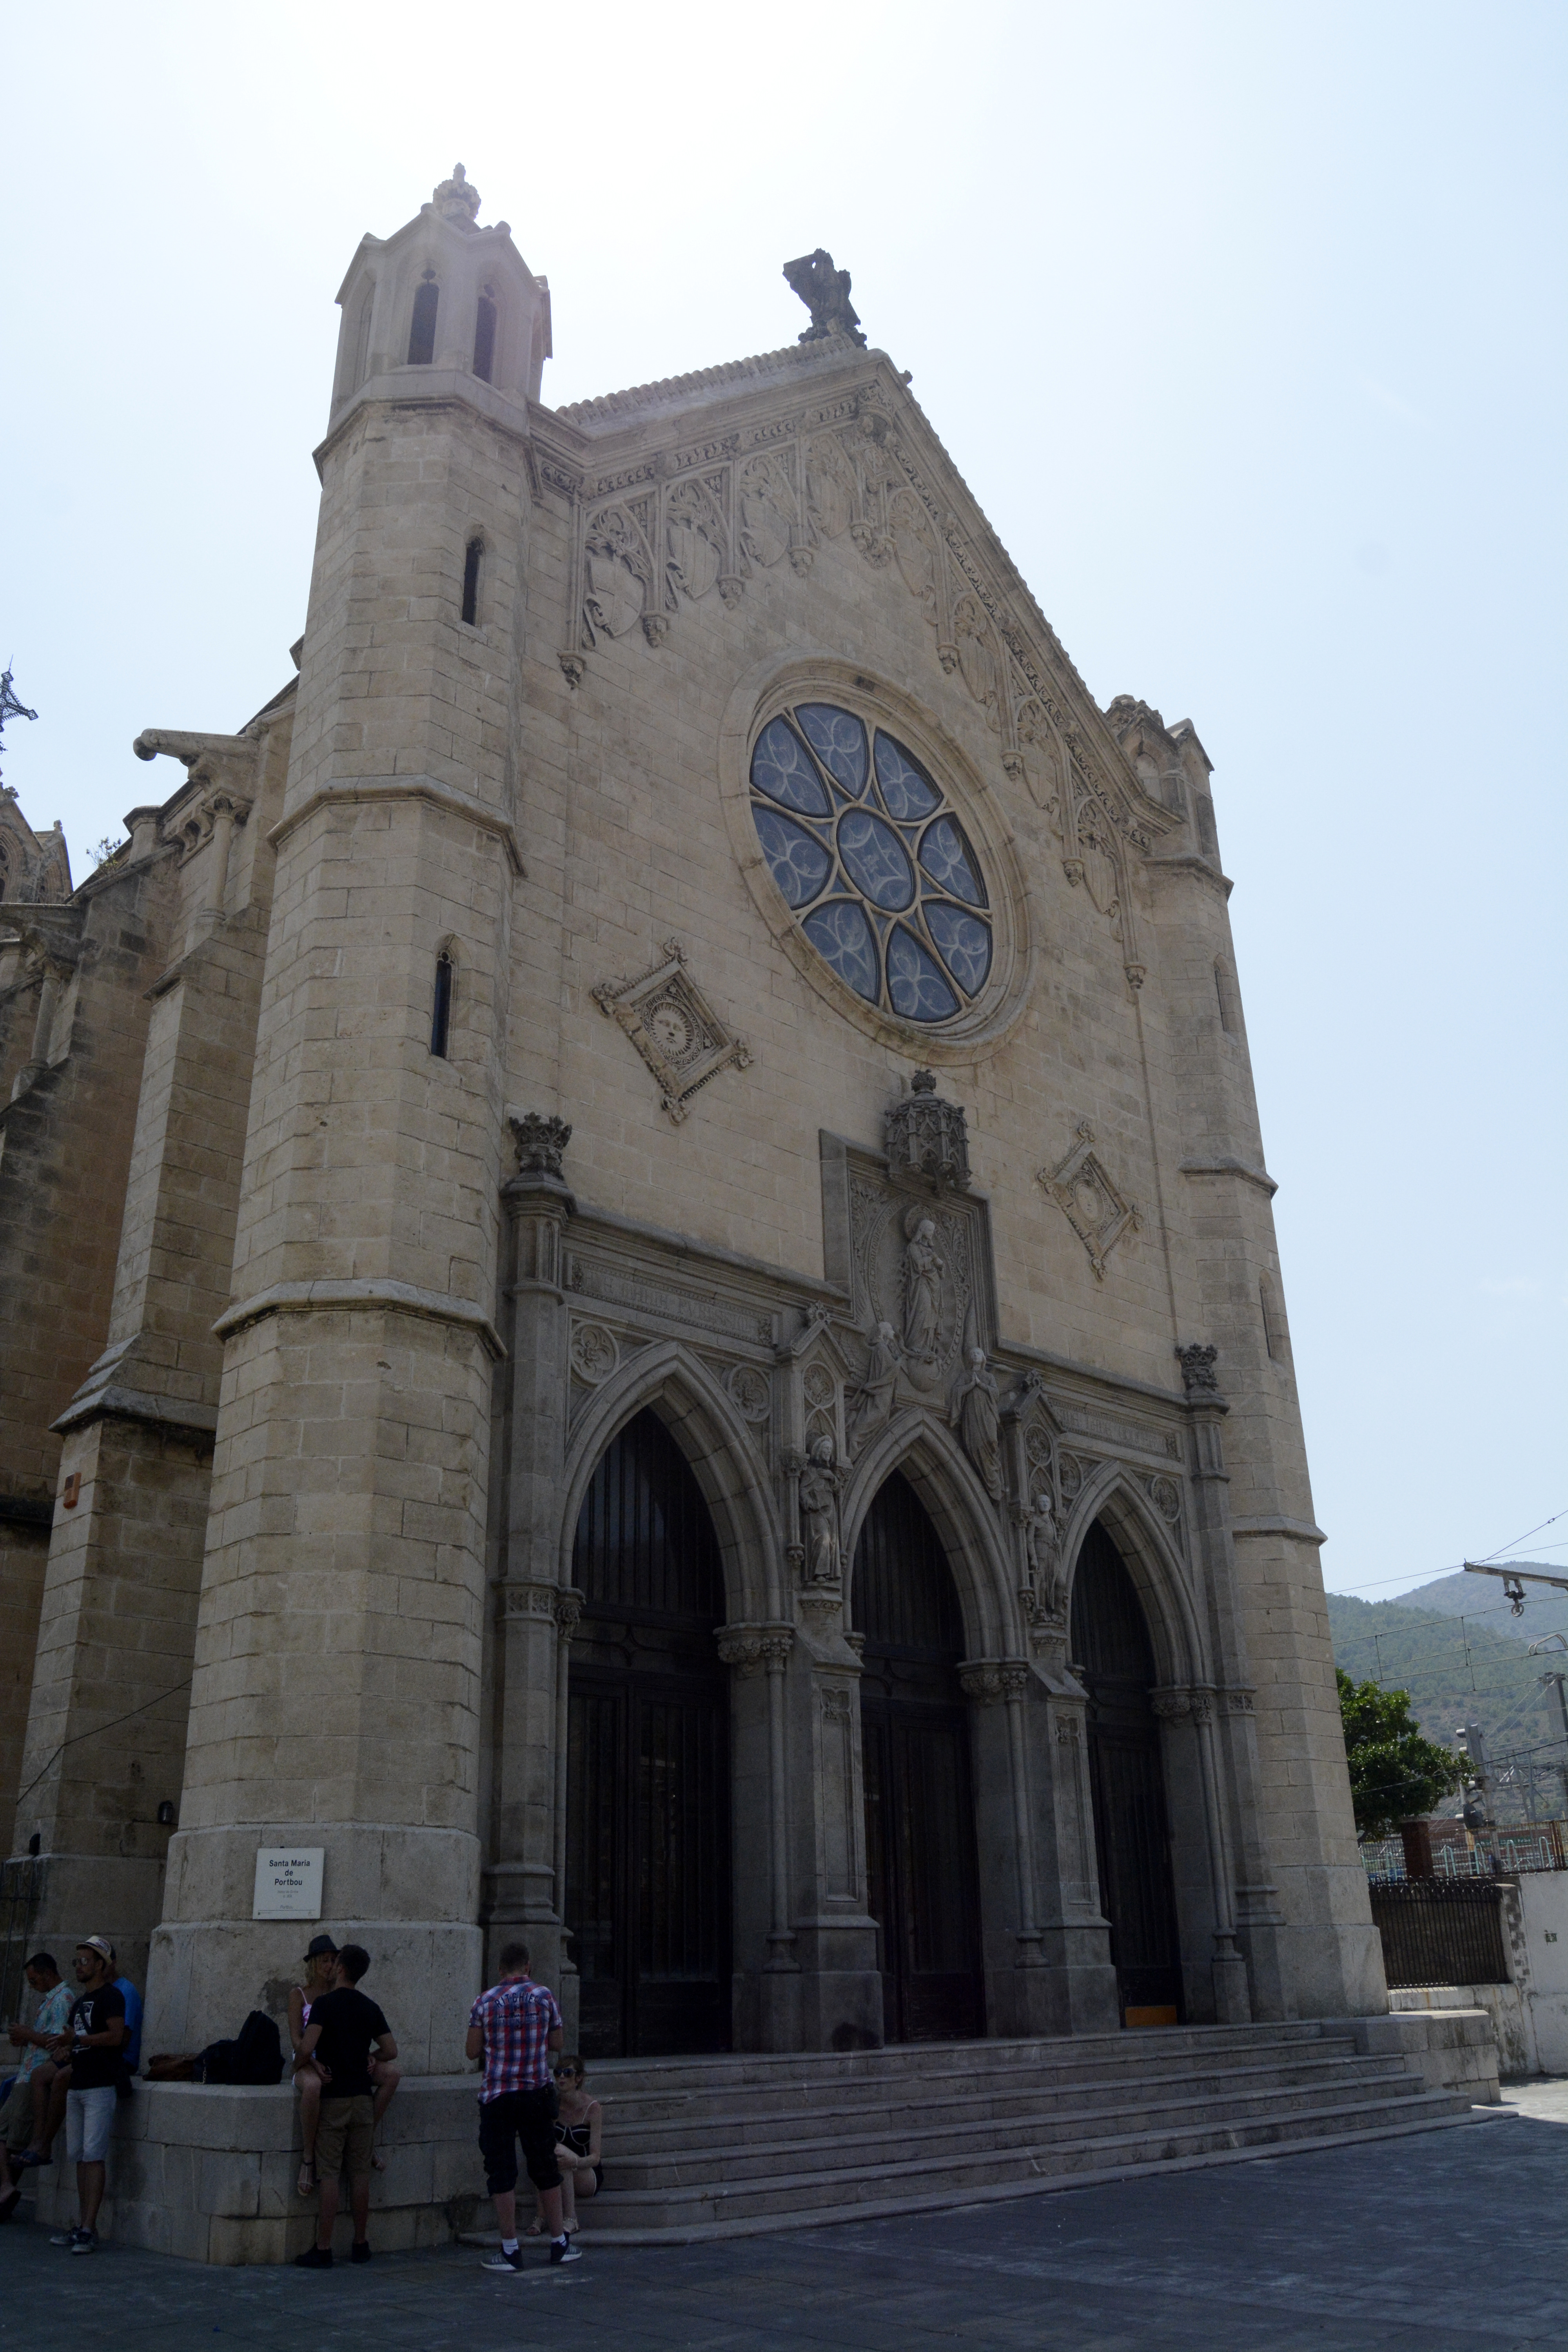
[853,1473,984,2042]
[1070,1523,1184,2024]
[565,1410,731,2058]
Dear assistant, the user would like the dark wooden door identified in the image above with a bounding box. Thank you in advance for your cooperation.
[565,1410,731,2058]
[1070,1523,1184,2024]
[853,1473,984,2043]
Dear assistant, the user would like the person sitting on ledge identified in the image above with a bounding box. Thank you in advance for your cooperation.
[292,1944,397,2271]
[538,2055,602,2237]
[0,1953,70,2221]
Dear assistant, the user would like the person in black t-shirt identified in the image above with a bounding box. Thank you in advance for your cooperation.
[47,1939,125,2254]
[292,1945,396,2269]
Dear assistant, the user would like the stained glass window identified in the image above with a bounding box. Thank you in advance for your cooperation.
[749,702,992,1024]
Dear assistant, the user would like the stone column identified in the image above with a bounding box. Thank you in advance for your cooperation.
[1151,1686,1251,2023]
[717,1623,799,2048]
[486,1137,578,2006]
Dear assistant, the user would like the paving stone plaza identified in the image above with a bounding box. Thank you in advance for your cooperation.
[3,2087,1564,2350]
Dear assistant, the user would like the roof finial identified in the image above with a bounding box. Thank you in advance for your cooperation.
[432,162,482,229]
[782,249,866,347]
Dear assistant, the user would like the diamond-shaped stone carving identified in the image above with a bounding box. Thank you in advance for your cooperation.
[1038,1122,1136,1281]
[593,938,752,1125]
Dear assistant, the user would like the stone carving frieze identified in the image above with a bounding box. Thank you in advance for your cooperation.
[553,386,1172,911]
[592,938,752,1123]
[565,1252,773,1346]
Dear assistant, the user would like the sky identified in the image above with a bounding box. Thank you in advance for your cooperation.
[3,1,1563,1602]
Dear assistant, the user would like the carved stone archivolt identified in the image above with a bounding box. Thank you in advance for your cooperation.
[1038,1123,1137,1283]
[592,939,752,1123]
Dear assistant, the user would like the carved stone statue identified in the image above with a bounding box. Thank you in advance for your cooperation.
[782,249,866,347]
[902,1214,945,1364]
[848,1319,902,1448]
[1026,1486,1066,1620]
[949,1347,1003,1501]
[798,1435,844,1585]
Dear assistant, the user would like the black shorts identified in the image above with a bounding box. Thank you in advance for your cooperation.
[478,2086,561,2196]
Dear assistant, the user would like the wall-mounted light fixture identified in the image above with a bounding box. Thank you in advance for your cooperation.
[156,1801,177,1828]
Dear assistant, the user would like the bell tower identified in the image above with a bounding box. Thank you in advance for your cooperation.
[329,163,552,417]
[144,166,546,2068]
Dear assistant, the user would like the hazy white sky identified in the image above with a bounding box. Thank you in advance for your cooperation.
[4,2,1563,1601]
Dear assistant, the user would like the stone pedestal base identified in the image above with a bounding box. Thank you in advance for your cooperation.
[24,2078,489,2265]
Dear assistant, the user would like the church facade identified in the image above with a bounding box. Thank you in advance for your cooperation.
[0,166,1383,2087]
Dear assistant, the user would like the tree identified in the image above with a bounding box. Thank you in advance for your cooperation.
[1337,1668,1468,1841]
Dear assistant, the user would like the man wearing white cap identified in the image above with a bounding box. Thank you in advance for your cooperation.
[46,1939,125,2254]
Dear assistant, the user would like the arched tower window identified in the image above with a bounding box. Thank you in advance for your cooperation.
[1214,958,1243,1036]
[407,274,439,366]
[473,290,497,383]
[461,538,483,627]
[430,946,454,1057]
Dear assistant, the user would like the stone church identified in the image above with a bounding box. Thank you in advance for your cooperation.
[0,163,1392,2236]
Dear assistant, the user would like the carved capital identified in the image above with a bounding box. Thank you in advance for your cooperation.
[510,1111,572,1179]
[1151,1685,1214,1725]
[557,651,586,688]
[1175,1342,1220,1396]
[717,1622,795,1677]
[959,1660,1030,1705]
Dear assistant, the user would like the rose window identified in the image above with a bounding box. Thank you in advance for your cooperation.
[748,702,991,1023]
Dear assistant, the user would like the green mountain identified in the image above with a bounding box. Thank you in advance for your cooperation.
[1325,1588,1565,1822]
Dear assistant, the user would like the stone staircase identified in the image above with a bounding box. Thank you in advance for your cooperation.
[577,2021,1494,2243]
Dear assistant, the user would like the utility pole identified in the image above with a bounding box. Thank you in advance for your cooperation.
[1456,1722,1491,1833]
[1529,1635,1568,1820]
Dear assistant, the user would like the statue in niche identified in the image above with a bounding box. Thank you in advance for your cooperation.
[902,1211,946,1366]
[949,1347,1004,1502]
[798,1435,844,1585]
[1026,1486,1067,1621]
[848,1319,902,1450]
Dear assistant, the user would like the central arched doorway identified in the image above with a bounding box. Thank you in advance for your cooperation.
[852,1472,984,2043]
[565,1408,732,2058]
[1070,1521,1183,2025]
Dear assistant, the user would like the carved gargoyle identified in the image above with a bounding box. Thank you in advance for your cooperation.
[783,250,867,347]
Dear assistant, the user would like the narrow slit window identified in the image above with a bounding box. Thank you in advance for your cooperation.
[473,292,497,383]
[461,538,483,626]
[1214,959,1243,1036]
[352,288,374,387]
[1260,1273,1289,1363]
[431,949,454,1057]
[408,276,439,366]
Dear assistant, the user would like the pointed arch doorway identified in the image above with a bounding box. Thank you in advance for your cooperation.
[1070,1521,1184,2025]
[564,1408,732,2058]
[853,1472,984,2043]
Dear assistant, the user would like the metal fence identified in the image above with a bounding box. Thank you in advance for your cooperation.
[1369,1878,1510,1987]
[1363,1826,1566,1882]
[0,1855,45,2026]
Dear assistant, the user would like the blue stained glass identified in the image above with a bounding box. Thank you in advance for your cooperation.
[803,899,880,1003]
[918,815,986,907]
[886,926,959,1022]
[924,901,992,993]
[796,704,867,796]
[751,717,831,816]
[837,809,915,910]
[873,731,941,821]
[753,806,832,908]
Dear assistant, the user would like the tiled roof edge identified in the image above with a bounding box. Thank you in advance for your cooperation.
[552,334,864,426]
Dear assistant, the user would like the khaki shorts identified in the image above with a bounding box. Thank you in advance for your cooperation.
[314,2094,374,2181]
[1,2074,34,2151]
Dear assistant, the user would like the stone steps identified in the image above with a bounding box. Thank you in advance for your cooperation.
[602,2049,1410,2156]
[570,2024,1488,2242]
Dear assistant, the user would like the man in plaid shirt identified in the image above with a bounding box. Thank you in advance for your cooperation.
[466,1941,578,2270]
